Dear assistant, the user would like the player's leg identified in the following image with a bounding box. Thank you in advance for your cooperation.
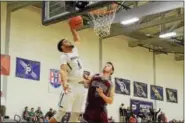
[99,111,109,123]
[83,108,100,123]
[70,84,87,122]
[69,112,81,122]
[49,90,75,122]
[84,109,108,123]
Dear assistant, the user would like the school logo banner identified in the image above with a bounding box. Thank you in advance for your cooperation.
[49,69,61,88]
[49,69,63,94]
[166,88,178,103]
[115,77,130,95]
[134,81,148,98]
[130,99,153,114]
[150,85,163,101]
[15,57,40,81]
[0,54,10,76]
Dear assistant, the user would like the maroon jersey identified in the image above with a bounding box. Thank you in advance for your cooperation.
[86,74,112,109]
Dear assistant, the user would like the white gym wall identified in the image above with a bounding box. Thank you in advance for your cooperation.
[103,37,183,121]
[1,3,183,121]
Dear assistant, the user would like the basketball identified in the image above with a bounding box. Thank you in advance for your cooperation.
[68,16,83,29]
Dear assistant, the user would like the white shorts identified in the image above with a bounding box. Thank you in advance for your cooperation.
[54,82,87,121]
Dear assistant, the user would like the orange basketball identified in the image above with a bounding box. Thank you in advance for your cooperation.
[68,16,83,29]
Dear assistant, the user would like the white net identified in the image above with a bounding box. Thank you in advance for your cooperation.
[88,6,118,38]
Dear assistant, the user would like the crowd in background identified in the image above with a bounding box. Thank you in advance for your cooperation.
[119,103,184,123]
[1,104,183,123]
[22,106,123,123]
[22,106,56,123]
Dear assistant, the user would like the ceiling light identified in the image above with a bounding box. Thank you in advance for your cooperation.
[159,32,176,38]
[121,17,139,25]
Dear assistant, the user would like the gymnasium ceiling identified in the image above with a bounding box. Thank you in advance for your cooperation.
[7,1,184,61]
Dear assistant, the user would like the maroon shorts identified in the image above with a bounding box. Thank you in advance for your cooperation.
[83,108,108,123]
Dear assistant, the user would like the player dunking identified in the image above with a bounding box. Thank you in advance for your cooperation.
[49,27,86,122]
[82,62,115,123]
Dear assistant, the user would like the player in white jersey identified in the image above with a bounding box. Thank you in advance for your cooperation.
[49,28,87,122]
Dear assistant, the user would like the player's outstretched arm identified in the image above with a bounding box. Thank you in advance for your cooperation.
[60,64,70,93]
[70,27,80,45]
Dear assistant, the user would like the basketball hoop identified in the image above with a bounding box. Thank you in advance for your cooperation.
[88,3,119,38]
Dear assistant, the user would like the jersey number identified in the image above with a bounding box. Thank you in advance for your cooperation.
[77,60,82,69]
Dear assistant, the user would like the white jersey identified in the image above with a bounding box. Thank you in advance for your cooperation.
[60,46,84,82]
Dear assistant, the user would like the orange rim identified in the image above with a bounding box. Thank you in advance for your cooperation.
[89,3,118,15]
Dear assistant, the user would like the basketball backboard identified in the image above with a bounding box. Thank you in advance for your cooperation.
[42,1,112,26]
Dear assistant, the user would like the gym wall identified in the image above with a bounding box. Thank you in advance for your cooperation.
[1,2,184,121]
[103,37,183,121]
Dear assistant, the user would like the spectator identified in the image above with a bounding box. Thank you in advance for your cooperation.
[125,107,132,123]
[149,108,161,122]
[35,107,43,121]
[45,108,53,120]
[44,115,49,123]
[119,103,124,116]
[78,114,83,122]
[52,110,57,116]
[158,112,163,122]
[39,117,44,123]
[108,116,115,123]
[22,106,30,121]
[129,114,137,123]
[0,91,6,120]
[137,108,145,119]
[29,108,36,122]
[158,112,167,123]
[119,103,126,122]
[142,109,151,122]
[136,115,142,123]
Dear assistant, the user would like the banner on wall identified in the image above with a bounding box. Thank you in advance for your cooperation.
[48,69,63,94]
[134,81,148,98]
[150,85,163,101]
[115,77,130,95]
[130,99,153,114]
[0,54,10,76]
[15,57,40,81]
[166,88,178,103]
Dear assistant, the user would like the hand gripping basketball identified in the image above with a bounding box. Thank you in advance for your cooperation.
[68,16,83,30]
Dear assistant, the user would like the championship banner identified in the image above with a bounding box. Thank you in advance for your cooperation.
[49,69,63,94]
[134,81,148,98]
[150,85,163,101]
[115,77,130,95]
[15,57,40,81]
[130,99,153,114]
[0,54,10,76]
[166,88,178,103]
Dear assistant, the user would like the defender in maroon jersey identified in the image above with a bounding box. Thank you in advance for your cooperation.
[83,62,115,123]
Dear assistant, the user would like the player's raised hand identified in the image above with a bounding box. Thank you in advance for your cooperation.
[96,87,104,97]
